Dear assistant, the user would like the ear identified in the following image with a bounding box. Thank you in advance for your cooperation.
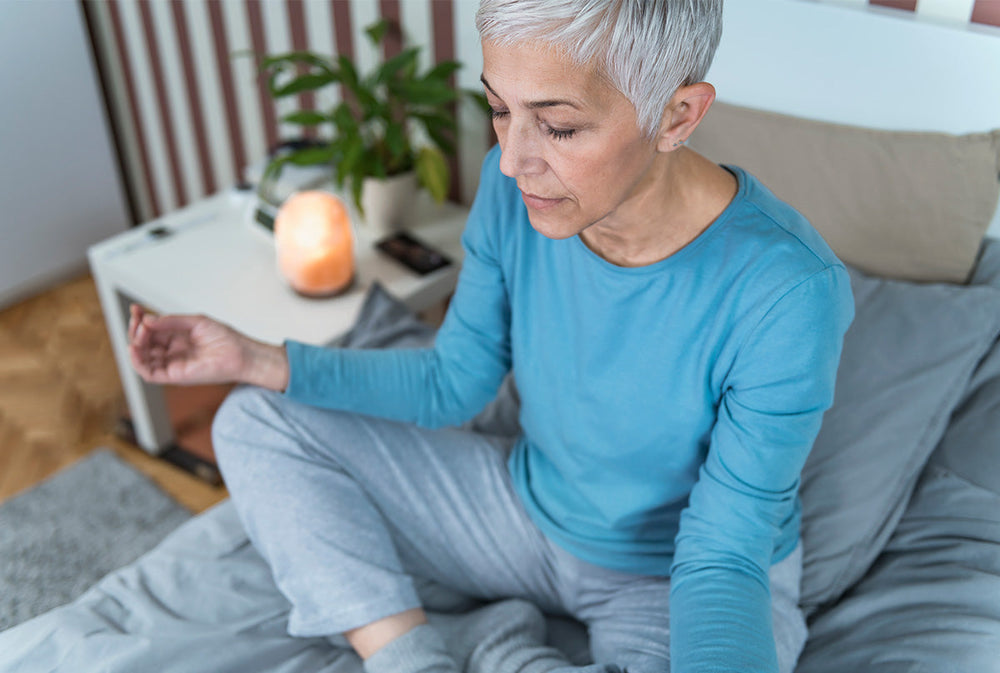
[655,82,717,152]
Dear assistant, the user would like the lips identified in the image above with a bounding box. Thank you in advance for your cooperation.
[520,191,564,211]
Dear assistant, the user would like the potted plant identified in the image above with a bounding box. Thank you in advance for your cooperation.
[254,19,484,234]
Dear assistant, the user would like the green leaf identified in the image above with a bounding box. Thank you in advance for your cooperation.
[258,155,291,205]
[337,55,360,92]
[282,110,328,126]
[272,71,338,97]
[350,173,365,215]
[424,60,461,83]
[337,56,380,116]
[360,101,391,124]
[368,151,389,179]
[258,51,335,74]
[337,137,365,184]
[365,19,389,46]
[355,86,381,118]
[261,155,287,187]
[376,47,421,84]
[415,146,449,203]
[331,102,359,135]
[412,111,457,131]
[383,123,407,160]
[390,80,459,106]
[424,126,455,156]
[411,112,456,154]
[348,151,380,215]
[284,144,337,167]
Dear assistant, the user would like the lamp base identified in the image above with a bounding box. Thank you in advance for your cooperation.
[290,274,356,299]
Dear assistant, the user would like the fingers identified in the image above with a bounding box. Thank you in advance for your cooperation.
[129,309,198,348]
[130,314,156,358]
[128,347,175,385]
[142,313,204,333]
[128,304,144,343]
[128,305,150,378]
[129,341,155,381]
[130,308,146,349]
[128,323,158,380]
[126,309,233,385]
[129,335,181,384]
[128,305,182,382]
[128,304,161,349]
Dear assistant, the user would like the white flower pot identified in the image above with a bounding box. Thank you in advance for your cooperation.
[360,172,418,238]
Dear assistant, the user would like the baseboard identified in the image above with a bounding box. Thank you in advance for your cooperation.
[0,262,91,312]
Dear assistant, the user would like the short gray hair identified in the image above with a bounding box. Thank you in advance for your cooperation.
[476,0,723,139]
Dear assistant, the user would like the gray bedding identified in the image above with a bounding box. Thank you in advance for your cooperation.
[798,279,1000,672]
[2,242,999,672]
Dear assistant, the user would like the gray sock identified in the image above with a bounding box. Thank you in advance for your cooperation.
[431,598,623,673]
[362,623,460,673]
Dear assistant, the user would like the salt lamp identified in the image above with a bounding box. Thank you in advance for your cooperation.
[274,191,354,297]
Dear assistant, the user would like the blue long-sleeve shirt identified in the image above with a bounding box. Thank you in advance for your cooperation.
[284,146,854,672]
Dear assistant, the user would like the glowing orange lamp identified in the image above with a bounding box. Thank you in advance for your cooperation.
[274,191,355,297]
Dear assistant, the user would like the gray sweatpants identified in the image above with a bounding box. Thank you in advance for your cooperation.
[212,386,808,673]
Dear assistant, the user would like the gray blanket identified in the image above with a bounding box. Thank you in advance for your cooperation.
[0,498,592,672]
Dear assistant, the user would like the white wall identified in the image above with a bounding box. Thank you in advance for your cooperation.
[704,0,1000,238]
[0,1,130,310]
[707,0,1000,134]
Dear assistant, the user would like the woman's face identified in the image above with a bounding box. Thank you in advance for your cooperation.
[481,40,662,240]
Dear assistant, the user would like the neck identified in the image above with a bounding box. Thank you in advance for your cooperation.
[579,148,737,268]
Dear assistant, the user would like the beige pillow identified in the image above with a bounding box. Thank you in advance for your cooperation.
[688,102,1000,283]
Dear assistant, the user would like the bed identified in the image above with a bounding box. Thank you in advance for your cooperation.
[2,1,999,671]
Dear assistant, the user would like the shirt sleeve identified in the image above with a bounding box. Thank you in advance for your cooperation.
[669,265,854,672]
[281,146,513,429]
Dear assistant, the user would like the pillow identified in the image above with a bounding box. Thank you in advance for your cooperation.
[799,246,1000,668]
[973,237,1000,287]
[934,237,1000,494]
[798,267,1000,613]
[687,102,1000,283]
[798,325,1000,670]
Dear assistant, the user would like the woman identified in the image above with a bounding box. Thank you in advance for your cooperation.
[129,1,853,672]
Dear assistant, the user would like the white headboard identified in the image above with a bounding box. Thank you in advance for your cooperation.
[704,0,1000,238]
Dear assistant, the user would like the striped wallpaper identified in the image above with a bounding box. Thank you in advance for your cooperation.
[83,0,1000,224]
[84,0,491,223]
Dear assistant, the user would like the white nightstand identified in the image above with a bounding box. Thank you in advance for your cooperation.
[88,187,467,457]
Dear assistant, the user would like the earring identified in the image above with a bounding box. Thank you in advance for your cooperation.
[672,138,686,148]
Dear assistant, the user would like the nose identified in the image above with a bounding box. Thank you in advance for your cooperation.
[497,118,545,179]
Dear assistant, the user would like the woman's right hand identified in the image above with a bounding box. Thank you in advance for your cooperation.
[128,305,289,391]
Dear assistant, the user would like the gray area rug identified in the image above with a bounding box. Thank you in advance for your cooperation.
[0,449,191,631]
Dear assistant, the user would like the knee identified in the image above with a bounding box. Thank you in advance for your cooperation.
[211,385,283,468]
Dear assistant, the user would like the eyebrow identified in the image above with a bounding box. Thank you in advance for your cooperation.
[480,74,582,110]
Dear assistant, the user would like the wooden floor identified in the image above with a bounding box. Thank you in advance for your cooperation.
[0,273,227,513]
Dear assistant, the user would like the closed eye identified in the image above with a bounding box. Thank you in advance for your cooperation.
[490,107,576,141]
[546,126,575,140]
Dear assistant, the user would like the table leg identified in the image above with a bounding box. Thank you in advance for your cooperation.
[91,274,175,454]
